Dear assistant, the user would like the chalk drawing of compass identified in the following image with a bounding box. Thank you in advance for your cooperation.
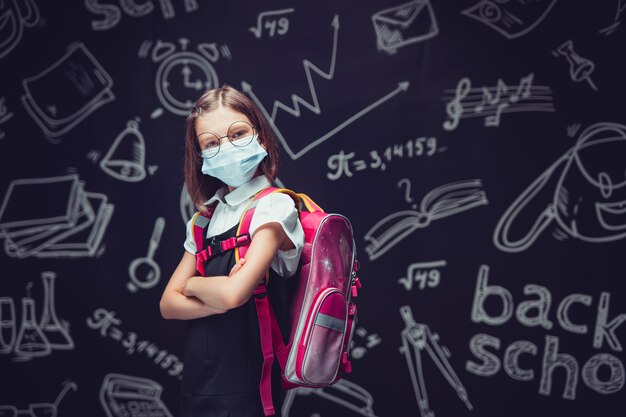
[140,38,220,117]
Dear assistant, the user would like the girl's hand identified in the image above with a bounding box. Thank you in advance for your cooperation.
[229,258,246,277]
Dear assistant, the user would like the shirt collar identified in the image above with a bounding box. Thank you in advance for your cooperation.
[204,176,271,207]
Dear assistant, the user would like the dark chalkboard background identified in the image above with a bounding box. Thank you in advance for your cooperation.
[1,1,625,416]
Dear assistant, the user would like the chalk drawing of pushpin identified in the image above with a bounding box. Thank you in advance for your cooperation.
[555,40,598,91]
[127,217,165,292]
[100,120,147,182]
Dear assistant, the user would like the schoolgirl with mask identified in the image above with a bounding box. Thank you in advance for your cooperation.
[160,85,304,417]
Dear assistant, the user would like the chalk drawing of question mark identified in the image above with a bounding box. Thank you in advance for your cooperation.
[397,178,417,209]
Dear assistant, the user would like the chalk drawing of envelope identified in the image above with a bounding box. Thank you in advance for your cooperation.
[0,174,83,239]
[21,42,115,141]
[372,0,439,54]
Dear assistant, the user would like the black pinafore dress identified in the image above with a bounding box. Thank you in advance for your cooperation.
[181,224,288,417]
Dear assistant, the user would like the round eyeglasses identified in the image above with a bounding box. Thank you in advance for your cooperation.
[196,121,258,159]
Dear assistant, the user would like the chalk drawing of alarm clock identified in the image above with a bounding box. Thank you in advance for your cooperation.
[143,38,221,116]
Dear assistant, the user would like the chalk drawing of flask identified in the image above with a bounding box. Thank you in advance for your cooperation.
[100,120,147,182]
[14,297,50,360]
[39,272,73,350]
[556,40,597,91]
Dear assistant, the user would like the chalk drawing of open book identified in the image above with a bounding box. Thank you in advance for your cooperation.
[364,179,488,261]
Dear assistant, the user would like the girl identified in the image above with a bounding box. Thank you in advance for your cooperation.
[160,85,304,417]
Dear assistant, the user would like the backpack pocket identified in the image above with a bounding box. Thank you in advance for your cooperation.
[296,288,348,385]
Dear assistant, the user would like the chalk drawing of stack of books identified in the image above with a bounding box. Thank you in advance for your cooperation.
[0,174,114,258]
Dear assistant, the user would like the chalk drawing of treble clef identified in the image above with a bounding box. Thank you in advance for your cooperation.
[443,77,471,131]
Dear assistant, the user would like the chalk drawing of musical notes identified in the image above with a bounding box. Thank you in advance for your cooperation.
[127,217,165,292]
[365,179,488,261]
[249,8,294,39]
[0,0,40,60]
[282,379,377,417]
[462,0,558,39]
[139,38,229,117]
[372,0,439,54]
[553,40,598,92]
[21,43,115,142]
[599,0,626,35]
[0,380,77,416]
[399,306,472,417]
[100,374,173,417]
[100,120,147,182]
[494,122,626,253]
[0,175,114,259]
[442,73,555,131]
[242,14,410,160]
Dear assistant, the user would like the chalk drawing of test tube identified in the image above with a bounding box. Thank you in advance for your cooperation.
[399,306,472,417]
[127,217,165,292]
[364,179,488,261]
[0,380,77,417]
[282,379,377,417]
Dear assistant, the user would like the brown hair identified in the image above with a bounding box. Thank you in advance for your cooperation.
[184,85,280,212]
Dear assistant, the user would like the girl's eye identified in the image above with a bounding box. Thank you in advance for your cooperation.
[205,140,219,149]
[230,130,246,139]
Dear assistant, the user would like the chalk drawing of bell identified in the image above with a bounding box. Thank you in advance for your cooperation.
[494,122,626,253]
[100,120,147,182]
[462,0,558,39]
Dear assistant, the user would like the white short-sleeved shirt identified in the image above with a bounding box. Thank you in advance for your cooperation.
[184,176,304,277]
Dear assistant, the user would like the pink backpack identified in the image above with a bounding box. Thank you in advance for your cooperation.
[192,187,361,416]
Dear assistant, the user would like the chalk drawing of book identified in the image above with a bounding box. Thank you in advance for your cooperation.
[494,122,626,253]
[100,374,173,417]
[372,0,439,54]
[399,306,472,417]
[21,42,115,141]
[282,379,377,417]
[0,174,114,258]
[365,179,488,261]
[462,0,558,39]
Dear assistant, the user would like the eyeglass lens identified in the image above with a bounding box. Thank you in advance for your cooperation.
[198,121,256,158]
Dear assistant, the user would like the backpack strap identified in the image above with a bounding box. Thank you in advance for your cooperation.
[191,204,216,276]
[234,186,300,416]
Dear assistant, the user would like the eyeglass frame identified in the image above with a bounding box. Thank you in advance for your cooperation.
[195,120,259,159]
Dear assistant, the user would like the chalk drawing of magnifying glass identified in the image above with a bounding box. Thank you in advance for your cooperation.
[127,217,165,292]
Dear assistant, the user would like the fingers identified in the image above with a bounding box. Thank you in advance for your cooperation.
[229,258,246,277]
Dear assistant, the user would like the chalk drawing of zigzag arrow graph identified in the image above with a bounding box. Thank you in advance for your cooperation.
[242,15,410,160]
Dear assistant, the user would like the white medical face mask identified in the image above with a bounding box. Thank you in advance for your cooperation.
[201,137,268,187]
